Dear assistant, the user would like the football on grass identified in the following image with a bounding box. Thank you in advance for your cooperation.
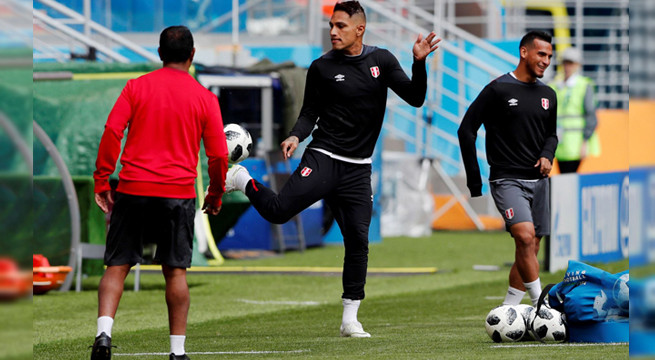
[514,304,535,340]
[529,306,567,342]
[224,123,253,164]
[485,305,526,343]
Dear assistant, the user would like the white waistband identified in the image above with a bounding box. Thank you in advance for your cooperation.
[309,148,372,164]
[490,178,540,183]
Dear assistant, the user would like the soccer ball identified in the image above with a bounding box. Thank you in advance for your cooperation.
[485,305,527,343]
[529,306,567,342]
[593,289,610,320]
[514,304,535,340]
[613,274,629,312]
[224,123,253,164]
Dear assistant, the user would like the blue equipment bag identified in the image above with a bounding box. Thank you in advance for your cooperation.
[539,260,628,343]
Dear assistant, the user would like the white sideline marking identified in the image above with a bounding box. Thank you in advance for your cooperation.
[238,299,324,306]
[492,342,628,348]
[115,350,309,356]
[485,294,529,300]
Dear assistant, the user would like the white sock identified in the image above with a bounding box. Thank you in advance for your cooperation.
[502,286,526,306]
[342,298,361,325]
[235,169,252,193]
[170,335,186,356]
[524,278,542,306]
[96,316,114,338]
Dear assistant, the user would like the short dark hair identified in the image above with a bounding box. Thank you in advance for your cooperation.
[334,1,366,20]
[519,30,552,50]
[159,26,194,63]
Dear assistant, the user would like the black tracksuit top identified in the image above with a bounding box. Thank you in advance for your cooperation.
[457,73,558,197]
[290,45,427,158]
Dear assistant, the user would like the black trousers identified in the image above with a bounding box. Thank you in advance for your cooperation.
[245,150,372,300]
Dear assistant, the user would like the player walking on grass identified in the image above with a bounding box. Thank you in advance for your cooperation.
[223,0,440,338]
[458,31,557,307]
[91,26,228,360]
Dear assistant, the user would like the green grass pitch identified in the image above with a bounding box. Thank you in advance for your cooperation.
[33,232,628,359]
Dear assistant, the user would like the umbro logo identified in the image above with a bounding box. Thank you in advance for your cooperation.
[334,74,345,82]
[508,98,518,106]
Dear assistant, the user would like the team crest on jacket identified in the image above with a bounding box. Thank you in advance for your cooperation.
[370,66,380,78]
[541,98,550,110]
[505,208,514,220]
[301,167,313,177]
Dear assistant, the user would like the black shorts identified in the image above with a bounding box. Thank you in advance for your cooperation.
[104,192,196,268]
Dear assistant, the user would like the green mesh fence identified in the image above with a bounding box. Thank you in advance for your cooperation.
[34,78,128,177]
[33,63,250,272]
[0,50,32,268]
[33,62,162,74]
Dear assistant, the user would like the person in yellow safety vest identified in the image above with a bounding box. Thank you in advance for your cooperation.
[549,47,601,173]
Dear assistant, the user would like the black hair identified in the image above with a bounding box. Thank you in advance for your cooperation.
[519,30,552,50]
[159,26,194,63]
[334,1,366,20]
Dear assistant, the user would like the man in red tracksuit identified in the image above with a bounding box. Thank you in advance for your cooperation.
[91,26,228,360]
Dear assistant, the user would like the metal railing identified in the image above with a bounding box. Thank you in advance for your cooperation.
[503,0,629,109]
[359,0,514,165]
[32,0,159,62]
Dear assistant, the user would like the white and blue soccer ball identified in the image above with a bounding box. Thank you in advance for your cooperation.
[224,123,253,164]
[529,306,567,342]
[514,304,535,340]
[485,305,527,343]
[613,274,629,312]
[593,289,610,320]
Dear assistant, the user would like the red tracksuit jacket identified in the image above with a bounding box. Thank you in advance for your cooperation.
[93,67,228,208]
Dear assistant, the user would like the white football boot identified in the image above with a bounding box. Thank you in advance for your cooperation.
[340,322,371,338]
[224,165,249,194]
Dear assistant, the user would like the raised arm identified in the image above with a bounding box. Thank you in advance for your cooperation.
[457,85,494,197]
[385,33,441,107]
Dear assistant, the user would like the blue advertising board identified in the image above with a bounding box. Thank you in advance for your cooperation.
[630,167,655,267]
[550,171,629,272]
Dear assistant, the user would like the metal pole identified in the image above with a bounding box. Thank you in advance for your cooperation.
[105,0,111,29]
[308,0,316,46]
[575,0,583,49]
[448,0,455,27]
[434,0,442,38]
[232,0,239,67]
[261,87,273,152]
[486,0,496,39]
[83,0,91,37]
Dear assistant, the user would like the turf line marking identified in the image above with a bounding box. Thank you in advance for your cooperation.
[115,350,309,356]
[137,265,437,274]
[492,342,628,348]
[238,299,325,306]
[485,296,505,300]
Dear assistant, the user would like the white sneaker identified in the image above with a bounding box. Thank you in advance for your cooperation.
[225,165,249,194]
[340,322,371,338]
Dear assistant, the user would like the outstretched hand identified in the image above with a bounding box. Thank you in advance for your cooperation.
[413,32,441,61]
